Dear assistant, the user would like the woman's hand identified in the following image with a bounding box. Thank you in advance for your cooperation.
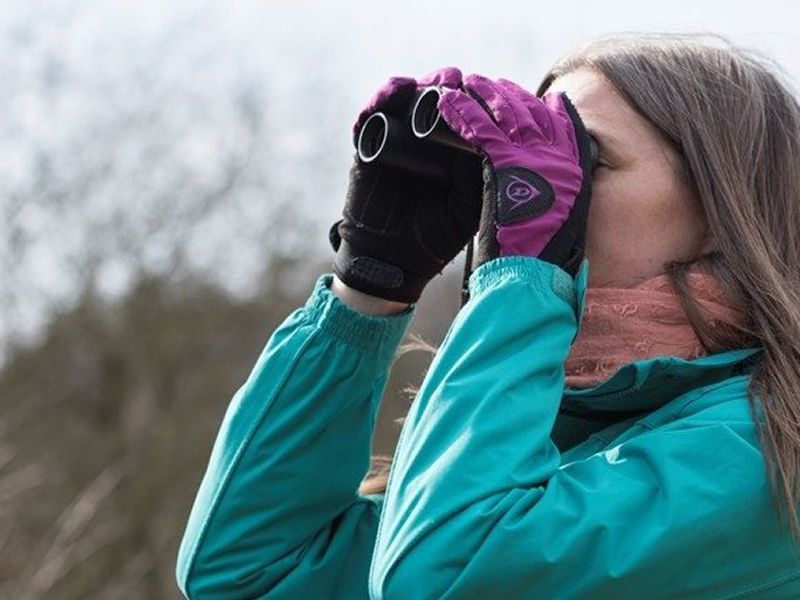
[437,75,595,277]
[328,67,483,304]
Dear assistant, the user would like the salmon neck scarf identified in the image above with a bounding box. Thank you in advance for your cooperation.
[564,266,748,389]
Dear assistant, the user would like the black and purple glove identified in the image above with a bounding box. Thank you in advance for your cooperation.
[437,74,594,277]
[328,67,483,305]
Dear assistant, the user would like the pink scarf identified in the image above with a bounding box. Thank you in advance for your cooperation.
[564,267,748,389]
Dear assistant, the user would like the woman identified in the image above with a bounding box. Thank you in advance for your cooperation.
[176,33,800,598]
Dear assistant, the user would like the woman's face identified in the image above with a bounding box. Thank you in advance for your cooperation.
[546,67,711,288]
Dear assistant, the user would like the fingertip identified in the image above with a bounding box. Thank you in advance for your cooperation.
[388,75,416,87]
[440,66,464,88]
[543,91,575,130]
[543,90,569,113]
[464,72,491,86]
[419,66,464,89]
[462,73,492,98]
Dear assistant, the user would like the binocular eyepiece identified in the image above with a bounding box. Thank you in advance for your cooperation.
[356,86,599,183]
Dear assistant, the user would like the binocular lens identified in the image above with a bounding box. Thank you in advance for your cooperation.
[357,113,388,162]
[411,87,441,138]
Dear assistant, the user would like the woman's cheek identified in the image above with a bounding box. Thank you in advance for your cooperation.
[588,173,628,226]
[585,172,640,263]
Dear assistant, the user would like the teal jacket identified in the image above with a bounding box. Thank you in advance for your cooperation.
[175,256,800,599]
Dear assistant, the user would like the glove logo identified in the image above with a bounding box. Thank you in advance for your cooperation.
[506,175,540,209]
[496,167,555,226]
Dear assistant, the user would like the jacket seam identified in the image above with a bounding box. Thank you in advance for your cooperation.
[593,421,649,444]
[717,567,800,599]
[636,376,748,431]
[674,376,750,419]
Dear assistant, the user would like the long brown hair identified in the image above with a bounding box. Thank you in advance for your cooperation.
[359,33,800,542]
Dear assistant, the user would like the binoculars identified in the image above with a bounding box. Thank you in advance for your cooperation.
[356,85,599,183]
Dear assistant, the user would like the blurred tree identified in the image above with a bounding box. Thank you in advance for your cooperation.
[0,241,464,598]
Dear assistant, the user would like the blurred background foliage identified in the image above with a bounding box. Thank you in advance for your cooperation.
[1,0,798,597]
[0,249,461,597]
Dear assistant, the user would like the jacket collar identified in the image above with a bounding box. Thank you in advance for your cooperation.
[562,346,763,414]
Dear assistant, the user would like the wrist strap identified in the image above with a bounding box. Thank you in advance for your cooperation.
[332,239,429,304]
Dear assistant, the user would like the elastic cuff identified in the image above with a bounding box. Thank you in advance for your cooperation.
[468,256,578,310]
[302,273,416,359]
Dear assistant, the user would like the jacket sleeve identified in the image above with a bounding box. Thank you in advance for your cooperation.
[175,272,415,599]
[369,256,784,599]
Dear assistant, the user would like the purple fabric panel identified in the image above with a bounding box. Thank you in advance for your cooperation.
[438,78,585,259]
